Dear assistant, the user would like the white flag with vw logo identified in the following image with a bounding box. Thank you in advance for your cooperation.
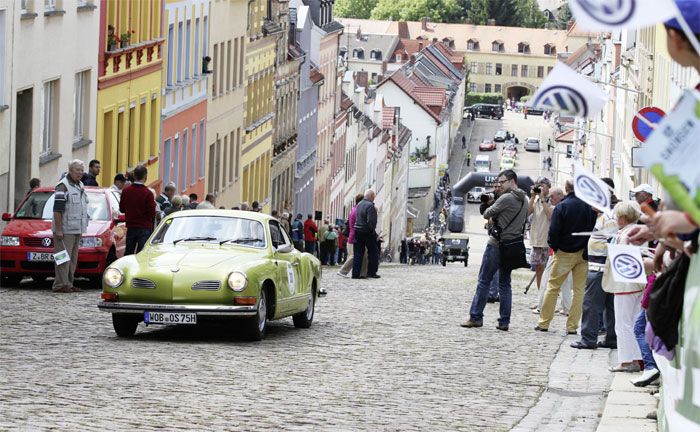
[528,62,608,119]
[607,244,648,284]
[573,162,613,217]
[569,0,678,31]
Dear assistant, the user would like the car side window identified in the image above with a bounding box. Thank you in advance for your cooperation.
[109,191,122,220]
[279,224,293,247]
[269,221,284,248]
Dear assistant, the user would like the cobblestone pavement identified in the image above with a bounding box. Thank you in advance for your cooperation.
[0,254,581,431]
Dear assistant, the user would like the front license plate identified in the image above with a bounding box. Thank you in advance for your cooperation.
[144,311,197,325]
[27,252,54,262]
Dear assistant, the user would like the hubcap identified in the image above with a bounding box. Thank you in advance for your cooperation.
[258,294,267,332]
[306,291,315,320]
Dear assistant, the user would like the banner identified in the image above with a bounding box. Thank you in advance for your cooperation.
[573,162,613,217]
[606,244,648,284]
[569,0,678,31]
[528,62,608,119]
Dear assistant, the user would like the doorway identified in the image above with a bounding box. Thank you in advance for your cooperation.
[14,88,33,209]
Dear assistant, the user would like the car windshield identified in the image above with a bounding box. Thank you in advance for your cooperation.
[14,191,110,221]
[151,216,267,248]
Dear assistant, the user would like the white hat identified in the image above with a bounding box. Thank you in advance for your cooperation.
[631,184,654,195]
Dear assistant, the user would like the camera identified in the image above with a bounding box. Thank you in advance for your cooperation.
[480,193,493,203]
[533,186,541,194]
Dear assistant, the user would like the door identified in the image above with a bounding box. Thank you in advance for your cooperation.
[15,89,33,210]
[269,220,303,314]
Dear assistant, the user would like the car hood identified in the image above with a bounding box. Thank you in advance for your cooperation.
[1,219,111,237]
[137,245,265,271]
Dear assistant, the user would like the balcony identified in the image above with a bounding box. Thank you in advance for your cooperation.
[101,38,164,82]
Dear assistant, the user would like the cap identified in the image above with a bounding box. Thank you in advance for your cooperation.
[535,176,552,186]
[665,0,700,34]
[631,183,654,195]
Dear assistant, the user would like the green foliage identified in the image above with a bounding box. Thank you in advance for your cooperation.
[335,0,378,19]
[468,0,545,27]
[518,0,547,28]
[371,0,465,23]
[520,95,531,102]
[465,92,503,106]
[555,2,572,29]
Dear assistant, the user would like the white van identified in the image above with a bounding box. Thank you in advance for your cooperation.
[474,155,491,173]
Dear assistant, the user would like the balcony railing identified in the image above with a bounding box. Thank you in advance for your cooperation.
[102,38,164,79]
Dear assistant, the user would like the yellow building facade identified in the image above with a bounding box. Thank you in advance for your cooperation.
[241,0,276,212]
[96,0,164,188]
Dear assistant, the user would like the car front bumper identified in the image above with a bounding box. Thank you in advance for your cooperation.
[1,247,109,275]
[97,301,258,317]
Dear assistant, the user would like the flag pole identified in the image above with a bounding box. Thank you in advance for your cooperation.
[671,7,700,57]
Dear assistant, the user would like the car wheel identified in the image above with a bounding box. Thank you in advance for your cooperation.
[31,275,48,283]
[245,289,268,341]
[112,314,139,337]
[1,274,23,287]
[293,286,316,329]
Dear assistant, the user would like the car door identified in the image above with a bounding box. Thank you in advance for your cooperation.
[269,220,296,314]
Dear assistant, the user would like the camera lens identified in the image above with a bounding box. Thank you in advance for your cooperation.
[533,187,541,194]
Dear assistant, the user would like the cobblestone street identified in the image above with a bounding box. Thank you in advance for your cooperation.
[0,254,582,431]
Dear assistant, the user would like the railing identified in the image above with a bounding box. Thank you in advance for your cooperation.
[103,38,164,80]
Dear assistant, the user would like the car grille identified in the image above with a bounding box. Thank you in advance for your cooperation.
[192,280,221,291]
[24,237,52,248]
[132,278,156,289]
[1,260,14,268]
[20,261,54,270]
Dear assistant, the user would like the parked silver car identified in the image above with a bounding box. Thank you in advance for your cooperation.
[524,137,541,152]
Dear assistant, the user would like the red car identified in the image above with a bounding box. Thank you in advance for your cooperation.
[0,187,126,287]
[479,140,497,151]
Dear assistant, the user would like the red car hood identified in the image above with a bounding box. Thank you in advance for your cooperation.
[1,219,110,238]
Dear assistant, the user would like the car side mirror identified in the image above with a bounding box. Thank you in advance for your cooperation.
[276,243,294,254]
[116,214,125,223]
[2,212,11,221]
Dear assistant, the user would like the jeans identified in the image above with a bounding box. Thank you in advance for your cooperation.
[125,227,152,255]
[469,243,513,326]
[489,270,500,299]
[293,240,304,251]
[634,310,656,370]
[338,248,347,264]
[304,241,316,255]
[353,231,379,278]
[580,270,616,347]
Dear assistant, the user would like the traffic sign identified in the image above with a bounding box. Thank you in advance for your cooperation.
[632,106,665,142]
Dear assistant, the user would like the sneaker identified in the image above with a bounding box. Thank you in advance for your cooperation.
[496,324,509,331]
[52,286,73,293]
[597,341,617,349]
[534,326,548,332]
[557,309,569,316]
[337,271,349,278]
[368,275,381,279]
[609,363,641,373]
[631,368,660,387]
[531,308,541,314]
[460,320,483,328]
[70,286,82,292]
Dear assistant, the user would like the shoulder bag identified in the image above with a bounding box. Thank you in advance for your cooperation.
[498,195,529,271]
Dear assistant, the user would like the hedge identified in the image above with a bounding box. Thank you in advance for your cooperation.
[465,92,504,106]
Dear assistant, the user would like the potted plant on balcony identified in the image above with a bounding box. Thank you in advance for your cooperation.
[119,30,135,48]
[107,25,117,51]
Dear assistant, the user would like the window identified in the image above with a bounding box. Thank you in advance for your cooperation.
[495,63,502,76]
[339,47,347,58]
[537,65,544,78]
[521,65,528,77]
[194,18,200,77]
[177,22,183,82]
[185,20,191,80]
[269,221,284,247]
[370,50,381,60]
[42,79,59,155]
[163,138,172,184]
[511,64,518,77]
[212,43,218,95]
[547,66,553,75]
[181,129,188,192]
[226,40,232,92]
[352,48,363,59]
[395,54,401,62]
[198,120,205,178]
[518,42,530,54]
[173,134,180,190]
[485,63,492,75]
[73,70,90,142]
[229,131,235,183]
[467,39,479,51]
[167,24,174,86]
[45,0,57,10]
[469,82,477,92]
[544,44,556,55]
[470,61,477,74]
[484,84,492,93]
[494,84,502,93]
[0,10,6,105]
[491,41,503,52]
[202,16,208,57]
[190,124,197,186]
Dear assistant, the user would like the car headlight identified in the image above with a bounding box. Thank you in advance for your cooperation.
[103,268,124,288]
[80,236,103,248]
[1,236,20,246]
[227,271,248,292]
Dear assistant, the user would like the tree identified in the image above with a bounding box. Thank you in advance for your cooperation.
[467,0,490,24]
[518,0,547,28]
[468,0,522,26]
[555,2,572,29]
[335,0,378,19]
[371,0,464,23]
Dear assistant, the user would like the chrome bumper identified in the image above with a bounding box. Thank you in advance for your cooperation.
[97,301,257,317]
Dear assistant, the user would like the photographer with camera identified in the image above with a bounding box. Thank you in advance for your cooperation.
[528,177,555,297]
[461,170,529,331]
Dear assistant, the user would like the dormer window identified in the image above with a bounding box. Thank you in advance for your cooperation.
[353,48,364,59]
[467,39,479,51]
[370,49,382,60]
[544,44,556,55]
[518,42,530,54]
[339,47,347,58]
[491,40,504,52]
[395,53,402,62]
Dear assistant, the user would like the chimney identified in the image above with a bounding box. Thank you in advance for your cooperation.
[418,41,423,51]
[432,37,438,44]
[487,19,496,26]
[567,20,575,31]
[410,54,416,65]
[421,17,429,31]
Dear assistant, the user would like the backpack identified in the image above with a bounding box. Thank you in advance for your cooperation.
[324,230,338,241]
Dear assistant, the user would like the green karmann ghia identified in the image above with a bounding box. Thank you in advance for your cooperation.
[98,210,322,341]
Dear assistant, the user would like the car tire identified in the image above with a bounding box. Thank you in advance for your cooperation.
[1,274,23,287]
[31,275,48,283]
[244,289,268,341]
[112,314,139,337]
[293,286,316,329]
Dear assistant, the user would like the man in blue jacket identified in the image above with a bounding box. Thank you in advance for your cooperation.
[536,179,597,334]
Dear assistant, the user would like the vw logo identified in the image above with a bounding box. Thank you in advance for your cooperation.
[612,253,643,279]
[575,0,636,26]
[42,238,52,247]
[532,85,589,117]
[171,267,180,273]
[575,175,610,209]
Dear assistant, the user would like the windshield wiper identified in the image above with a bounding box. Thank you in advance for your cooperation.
[223,237,264,245]
[173,236,218,245]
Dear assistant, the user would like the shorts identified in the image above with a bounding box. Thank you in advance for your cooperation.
[530,247,549,266]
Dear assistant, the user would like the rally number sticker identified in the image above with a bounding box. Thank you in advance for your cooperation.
[286,262,296,295]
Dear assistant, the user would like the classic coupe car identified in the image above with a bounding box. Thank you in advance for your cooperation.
[479,140,497,151]
[97,210,322,341]
[500,156,516,170]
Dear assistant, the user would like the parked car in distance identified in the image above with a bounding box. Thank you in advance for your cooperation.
[474,155,491,173]
[500,156,515,170]
[440,233,469,267]
[524,137,541,152]
[494,130,508,142]
[97,210,322,341]
[527,108,544,116]
[502,144,517,157]
[0,187,126,287]
[467,187,486,203]
[467,103,503,119]
[479,140,496,151]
